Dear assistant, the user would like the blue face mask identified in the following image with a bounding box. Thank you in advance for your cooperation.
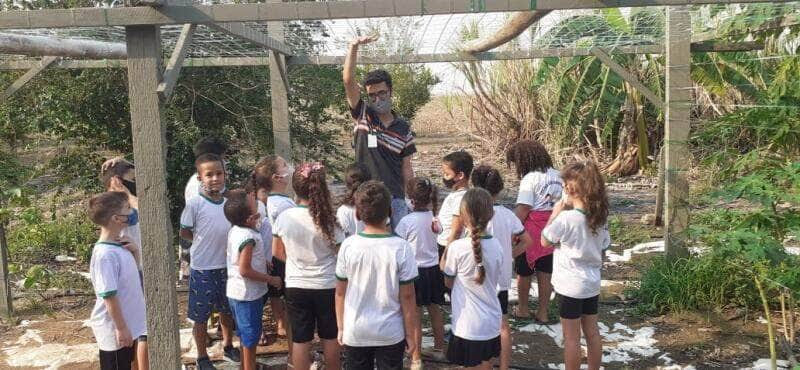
[126,209,139,226]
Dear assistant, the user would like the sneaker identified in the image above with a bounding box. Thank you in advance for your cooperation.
[410,359,424,370]
[421,348,447,362]
[196,357,217,370]
[223,346,241,362]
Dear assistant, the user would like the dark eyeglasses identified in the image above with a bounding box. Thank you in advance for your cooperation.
[367,90,390,101]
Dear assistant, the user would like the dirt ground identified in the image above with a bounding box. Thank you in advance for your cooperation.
[0,133,792,370]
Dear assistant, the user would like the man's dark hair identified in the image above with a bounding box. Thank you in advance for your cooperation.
[193,136,228,157]
[363,69,393,91]
[224,189,252,227]
[354,181,392,226]
[100,159,135,189]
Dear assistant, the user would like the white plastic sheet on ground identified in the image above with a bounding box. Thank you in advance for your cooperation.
[2,329,97,369]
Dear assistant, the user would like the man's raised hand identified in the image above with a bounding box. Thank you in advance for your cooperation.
[350,34,379,47]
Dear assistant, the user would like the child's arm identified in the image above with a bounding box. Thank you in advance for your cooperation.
[446,215,464,246]
[239,242,281,287]
[514,204,532,224]
[272,237,286,262]
[512,231,533,258]
[179,228,193,241]
[541,201,567,248]
[335,280,347,345]
[179,204,195,241]
[104,296,133,348]
[399,283,418,355]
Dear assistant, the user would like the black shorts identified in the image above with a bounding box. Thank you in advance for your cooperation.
[559,294,599,319]
[446,335,501,367]
[99,345,134,370]
[415,265,446,306]
[267,258,286,297]
[284,288,337,343]
[515,254,553,276]
[497,290,509,315]
[343,340,405,370]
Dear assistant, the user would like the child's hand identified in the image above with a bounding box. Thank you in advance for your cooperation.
[108,176,131,195]
[101,156,125,172]
[266,260,274,273]
[337,330,344,346]
[117,236,138,255]
[431,217,442,234]
[268,276,282,289]
[116,326,133,348]
[405,333,417,356]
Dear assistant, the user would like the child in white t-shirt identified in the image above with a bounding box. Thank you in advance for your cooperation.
[272,163,344,370]
[438,150,474,250]
[223,189,282,370]
[337,163,369,237]
[542,161,610,370]
[252,155,294,341]
[335,181,419,370]
[179,153,239,368]
[471,165,533,370]
[506,139,562,322]
[86,192,147,370]
[441,188,503,369]
[395,177,445,366]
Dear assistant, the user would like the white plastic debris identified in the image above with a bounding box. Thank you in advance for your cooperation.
[606,241,665,262]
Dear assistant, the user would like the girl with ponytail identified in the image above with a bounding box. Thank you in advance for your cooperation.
[440,188,503,369]
[271,162,343,370]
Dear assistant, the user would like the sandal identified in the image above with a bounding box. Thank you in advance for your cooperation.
[511,306,532,320]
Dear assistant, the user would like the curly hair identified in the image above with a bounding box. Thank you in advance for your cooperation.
[406,177,439,214]
[443,150,474,179]
[506,139,554,179]
[471,165,504,197]
[460,188,494,285]
[193,136,228,157]
[252,155,279,193]
[561,161,609,234]
[342,163,371,206]
[354,181,392,225]
[293,163,337,245]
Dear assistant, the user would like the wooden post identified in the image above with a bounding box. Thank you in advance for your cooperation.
[664,6,692,258]
[267,13,292,162]
[0,222,12,317]
[654,146,665,227]
[125,25,181,369]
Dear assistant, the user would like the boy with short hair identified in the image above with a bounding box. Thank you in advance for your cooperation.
[98,158,149,370]
[335,180,418,370]
[87,191,147,370]
[180,153,240,370]
[223,189,282,370]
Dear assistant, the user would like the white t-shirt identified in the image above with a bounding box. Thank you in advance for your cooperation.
[267,193,296,225]
[336,205,364,238]
[437,188,467,246]
[87,241,147,351]
[443,236,503,341]
[516,168,563,211]
[119,214,142,271]
[180,194,231,270]
[184,173,201,202]
[335,233,418,347]
[226,226,269,301]
[488,205,525,291]
[273,206,344,289]
[257,200,273,262]
[542,209,611,299]
[395,211,440,268]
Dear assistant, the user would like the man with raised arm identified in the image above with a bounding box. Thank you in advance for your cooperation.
[343,35,416,230]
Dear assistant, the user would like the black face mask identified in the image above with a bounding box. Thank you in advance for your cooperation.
[122,179,137,196]
[442,177,456,189]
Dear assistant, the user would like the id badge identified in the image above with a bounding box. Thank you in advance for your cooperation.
[368,133,378,148]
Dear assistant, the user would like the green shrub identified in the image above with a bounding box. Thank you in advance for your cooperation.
[7,208,97,265]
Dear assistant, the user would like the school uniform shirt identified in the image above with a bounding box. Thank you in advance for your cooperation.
[336,204,364,238]
[184,173,201,202]
[226,226,269,301]
[180,194,231,270]
[257,200,273,262]
[437,188,468,246]
[119,216,142,271]
[395,210,440,268]
[516,168,563,211]
[87,241,147,351]
[541,209,611,299]
[273,206,344,290]
[488,205,525,291]
[335,232,419,347]
[443,236,503,341]
[267,193,296,225]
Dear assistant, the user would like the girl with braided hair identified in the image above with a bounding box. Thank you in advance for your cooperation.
[272,162,343,370]
[441,188,503,369]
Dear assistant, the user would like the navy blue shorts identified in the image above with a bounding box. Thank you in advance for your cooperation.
[229,295,266,348]
[188,268,231,322]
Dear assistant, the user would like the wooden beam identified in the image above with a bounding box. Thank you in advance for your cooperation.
[268,14,291,162]
[692,14,800,42]
[664,6,692,259]
[463,11,551,53]
[0,223,11,317]
[125,24,181,369]
[690,40,764,52]
[1,56,57,101]
[206,22,293,56]
[157,23,195,100]
[0,0,796,29]
[590,47,664,109]
[0,32,126,59]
